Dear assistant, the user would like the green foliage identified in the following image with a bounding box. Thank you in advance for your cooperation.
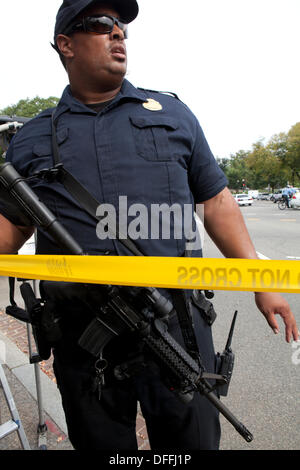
[220,124,300,190]
[224,150,251,190]
[285,123,300,178]
[0,96,59,156]
[246,140,286,190]
[216,157,230,173]
[0,96,59,118]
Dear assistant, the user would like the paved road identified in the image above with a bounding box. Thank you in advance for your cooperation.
[203,200,300,450]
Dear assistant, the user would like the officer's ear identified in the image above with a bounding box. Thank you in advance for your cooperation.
[55,34,75,62]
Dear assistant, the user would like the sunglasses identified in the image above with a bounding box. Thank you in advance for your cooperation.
[65,15,128,39]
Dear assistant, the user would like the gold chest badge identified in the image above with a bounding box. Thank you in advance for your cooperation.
[142,98,163,111]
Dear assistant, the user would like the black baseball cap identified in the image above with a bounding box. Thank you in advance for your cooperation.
[54,0,139,41]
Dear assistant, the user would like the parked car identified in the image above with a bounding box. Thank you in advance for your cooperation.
[257,193,271,200]
[234,194,253,206]
[289,190,300,208]
[270,189,283,202]
[248,190,259,199]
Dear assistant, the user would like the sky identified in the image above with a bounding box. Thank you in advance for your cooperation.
[0,0,299,158]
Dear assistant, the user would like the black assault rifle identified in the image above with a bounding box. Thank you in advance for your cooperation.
[0,162,253,443]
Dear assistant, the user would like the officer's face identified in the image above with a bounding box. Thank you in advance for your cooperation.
[60,4,127,90]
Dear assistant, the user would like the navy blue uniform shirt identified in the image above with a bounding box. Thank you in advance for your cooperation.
[1,79,227,257]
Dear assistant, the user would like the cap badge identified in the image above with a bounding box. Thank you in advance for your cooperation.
[142,98,163,111]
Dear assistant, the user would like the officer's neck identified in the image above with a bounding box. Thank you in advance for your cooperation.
[70,84,122,105]
[69,72,123,104]
[67,62,125,104]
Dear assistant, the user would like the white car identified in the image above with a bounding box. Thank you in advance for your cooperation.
[270,189,284,202]
[234,194,253,206]
[290,190,300,208]
[257,192,272,200]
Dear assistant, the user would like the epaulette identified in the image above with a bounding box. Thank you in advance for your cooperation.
[37,107,57,118]
[137,87,180,100]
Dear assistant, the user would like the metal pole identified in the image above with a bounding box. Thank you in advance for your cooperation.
[30,279,48,450]
[22,230,48,449]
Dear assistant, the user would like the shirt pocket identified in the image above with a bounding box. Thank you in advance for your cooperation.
[129,116,178,161]
[32,127,69,168]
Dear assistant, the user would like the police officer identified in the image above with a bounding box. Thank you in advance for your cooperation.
[0,0,298,451]
[282,188,290,207]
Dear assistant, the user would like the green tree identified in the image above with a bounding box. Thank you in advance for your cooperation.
[0,96,59,161]
[285,123,300,184]
[216,157,230,174]
[246,140,288,191]
[268,132,288,161]
[215,123,300,190]
[225,150,251,190]
[0,96,59,118]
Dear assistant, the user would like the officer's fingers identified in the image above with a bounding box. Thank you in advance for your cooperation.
[255,293,299,342]
[268,302,300,343]
[262,311,280,335]
[279,311,299,343]
[292,325,300,342]
[261,309,298,343]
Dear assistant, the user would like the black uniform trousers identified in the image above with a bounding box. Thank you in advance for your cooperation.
[52,294,221,451]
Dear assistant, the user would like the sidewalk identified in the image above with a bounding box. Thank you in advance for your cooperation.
[0,324,73,450]
[0,281,150,450]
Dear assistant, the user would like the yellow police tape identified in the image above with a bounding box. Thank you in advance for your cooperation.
[0,255,299,293]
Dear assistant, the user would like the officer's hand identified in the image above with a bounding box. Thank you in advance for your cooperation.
[254,292,299,343]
